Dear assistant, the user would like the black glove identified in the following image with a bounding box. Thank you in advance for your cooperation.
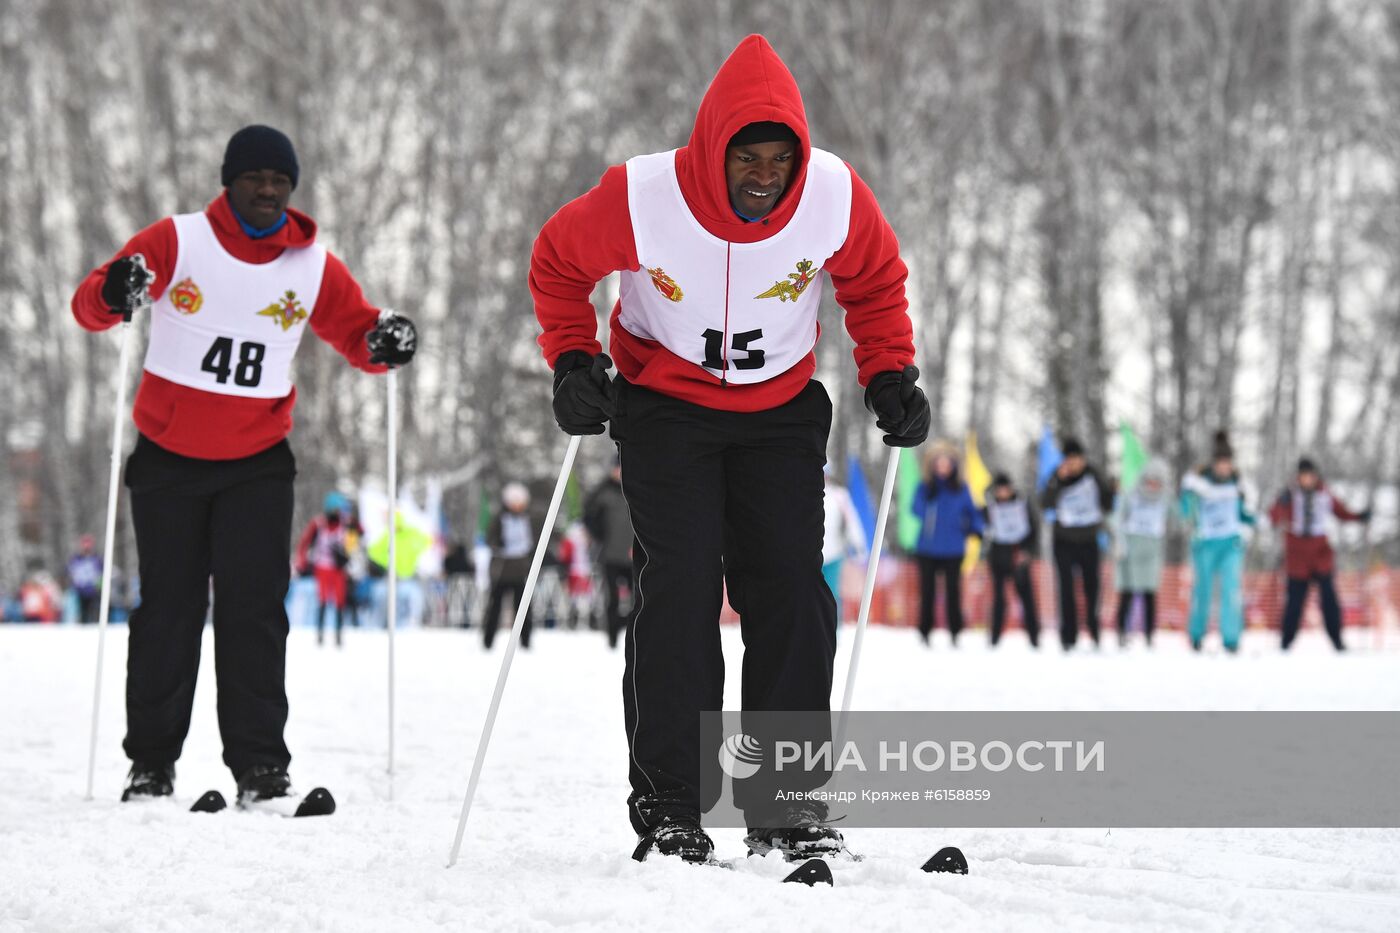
[100,254,154,320]
[1359,508,1374,524]
[367,311,417,367]
[552,350,618,436]
[865,365,931,447]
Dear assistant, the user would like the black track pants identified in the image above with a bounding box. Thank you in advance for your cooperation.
[916,556,964,641]
[989,554,1040,646]
[1281,574,1344,650]
[122,435,295,779]
[1054,538,1101,648]
[612,379,837,835]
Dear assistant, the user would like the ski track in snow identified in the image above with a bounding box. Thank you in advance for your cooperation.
[1,624,1397,933]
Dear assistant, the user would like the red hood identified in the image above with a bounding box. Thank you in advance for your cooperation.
[206,192,318,261]
[674,35,811,243]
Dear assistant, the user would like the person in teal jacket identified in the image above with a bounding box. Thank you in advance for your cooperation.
[1179,432,1255,652]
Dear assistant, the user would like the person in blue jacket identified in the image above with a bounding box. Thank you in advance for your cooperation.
[910,441,984,646]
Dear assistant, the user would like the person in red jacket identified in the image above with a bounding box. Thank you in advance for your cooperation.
[531,35,929,865]
[296,492,360,648]
[72,125,417,808]
[1268,457,1370,651]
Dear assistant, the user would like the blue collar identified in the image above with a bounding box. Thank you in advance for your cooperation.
[231,201,289,239]
[732,206,763,223]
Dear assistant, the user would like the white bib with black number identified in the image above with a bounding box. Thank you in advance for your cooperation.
[617,147,853,384]
[987,499,1031,544]
[1056,475,1103,528]
[143,212,326,398]
[1121,494,1169,539]
[1196,485,1243,540]
[1290,489,1334,539]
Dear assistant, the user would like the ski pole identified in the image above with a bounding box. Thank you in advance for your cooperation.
[840,446,901,714]
[386,364,398,776]
[85,255,150,801]
[448,433,582,867]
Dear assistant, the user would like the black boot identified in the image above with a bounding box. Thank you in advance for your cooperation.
[745,806,858,861]
[631,814,715,864]
[121,761,174,801]
[236,764,293,806]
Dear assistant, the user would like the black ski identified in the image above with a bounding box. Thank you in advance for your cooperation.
[190,790,227,813]
[291,787,336,817]
[921,846,968,875]
[782,858,833,886]
[194,786,336,817]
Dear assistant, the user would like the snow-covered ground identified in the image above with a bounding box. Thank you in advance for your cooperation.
[2,622,1398,933]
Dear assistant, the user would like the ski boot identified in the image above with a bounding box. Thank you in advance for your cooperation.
[236,764,293,808]
[745,806,859,862]
[121,761,174,801]
[631,814,716,865]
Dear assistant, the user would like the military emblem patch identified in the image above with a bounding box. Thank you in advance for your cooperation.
[647,267,684,302]
[755,259,818,302]
[257,290,308,332]
[169,278,203,315]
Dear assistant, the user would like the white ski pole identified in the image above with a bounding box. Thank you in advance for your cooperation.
[841,446,901,714]
[85,255,150,801]
[386,365,398,776]
[447,433,582,867]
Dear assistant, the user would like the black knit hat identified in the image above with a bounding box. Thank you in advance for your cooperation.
[728,121,799,148]
[221,125,299,189]
[992,472,1012,488]
[1211,430,1233,461]
[1297,457,1318,475]
[1061,437,1085,457]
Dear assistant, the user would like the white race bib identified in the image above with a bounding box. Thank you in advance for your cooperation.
[1056,475,1103,528]
[143,212,326,398]
[618,148,852,385]
[987,499,1031,544]
[1121,495,1168,539]
[1197,491,1242,540]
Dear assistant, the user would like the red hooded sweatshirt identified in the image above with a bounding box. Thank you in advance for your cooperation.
[529,35,915,411]
[71,193,386,460]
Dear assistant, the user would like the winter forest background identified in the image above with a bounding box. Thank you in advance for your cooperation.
[5,0,1400,584]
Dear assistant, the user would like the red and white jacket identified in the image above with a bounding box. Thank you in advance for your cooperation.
[529,34,915,412]
[72,193,386,460]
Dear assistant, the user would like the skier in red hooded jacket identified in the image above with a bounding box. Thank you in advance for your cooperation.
[531,36,929,864]
[72,125,417,810]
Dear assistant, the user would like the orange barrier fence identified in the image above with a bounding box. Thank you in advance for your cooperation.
[718,558,1400,640]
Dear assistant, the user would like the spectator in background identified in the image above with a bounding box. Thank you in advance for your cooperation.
[1269,457,1370,652]
[1111,459,1171,648]
[1180,431,1254,653]
[483,482,535,650]
[20,569,61,623]
[296,492,358,648]
[584,458,636,649]
[1041,438,1114,650]
[67,534,105,624]
[821,466,867,617]
[558,522,595,629]
[982,473,1040,648]
[910,442,984,646]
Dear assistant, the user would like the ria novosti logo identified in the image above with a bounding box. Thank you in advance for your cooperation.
[717,733,763,779]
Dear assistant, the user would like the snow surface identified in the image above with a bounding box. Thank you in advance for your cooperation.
[2,623,1398,933]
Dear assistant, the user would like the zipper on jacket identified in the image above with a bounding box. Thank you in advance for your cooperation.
[721,242,731,386]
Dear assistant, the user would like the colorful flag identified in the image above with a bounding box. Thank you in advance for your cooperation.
[1119,422,1149,493]
[476,487,492,541]
[565,470,583,524]
[896,447,922,552]
[1036,425,1063,492]
[962,431,992,575]
[846,453,876,552]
